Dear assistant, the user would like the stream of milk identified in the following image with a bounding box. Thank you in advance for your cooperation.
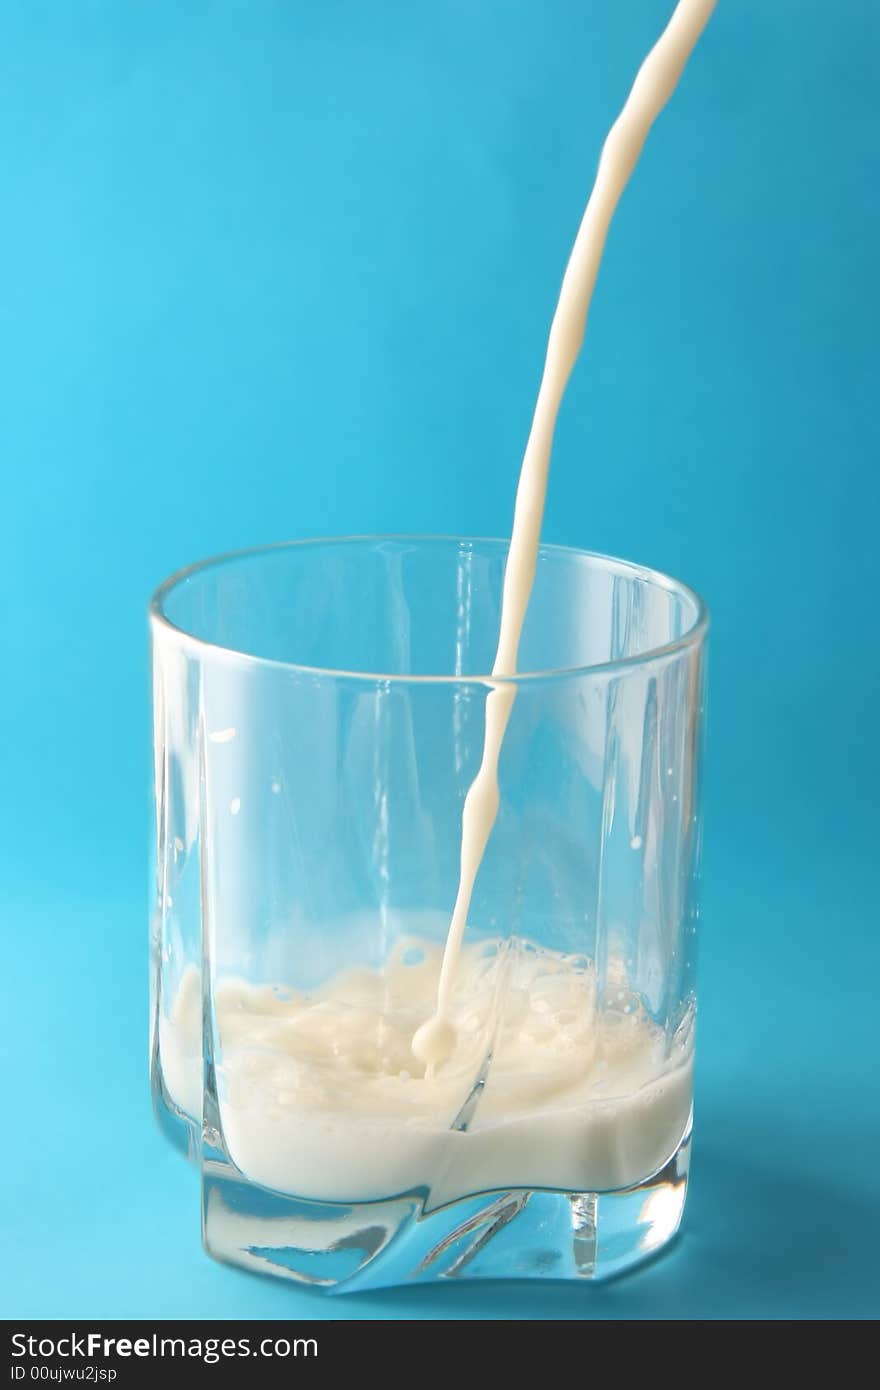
[412,0,716,1074]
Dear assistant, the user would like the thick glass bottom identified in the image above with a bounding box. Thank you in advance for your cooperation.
[200,1122,691,1292]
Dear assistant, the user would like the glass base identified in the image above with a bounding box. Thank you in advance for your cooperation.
[200,1123,691,1292]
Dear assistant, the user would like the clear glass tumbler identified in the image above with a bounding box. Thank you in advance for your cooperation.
[150,537,707,1290]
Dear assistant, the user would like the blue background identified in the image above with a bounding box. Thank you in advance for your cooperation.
[2,0,878,1321]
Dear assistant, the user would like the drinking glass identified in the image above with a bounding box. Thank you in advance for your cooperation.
[150,537,707,1289]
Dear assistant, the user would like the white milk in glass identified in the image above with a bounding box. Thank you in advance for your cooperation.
[164,0,714,1205]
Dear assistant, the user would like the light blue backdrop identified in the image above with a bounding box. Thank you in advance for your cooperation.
[2,0,877,1320]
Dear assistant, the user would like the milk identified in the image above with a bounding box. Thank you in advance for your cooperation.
[163,939,694,1205]
[161,0,714,1205]
[413,0,716,1072]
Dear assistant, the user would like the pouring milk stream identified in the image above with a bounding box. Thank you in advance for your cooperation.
[412,0,716,1074]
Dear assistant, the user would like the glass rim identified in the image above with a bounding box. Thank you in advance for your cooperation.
[149,534,709,685]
